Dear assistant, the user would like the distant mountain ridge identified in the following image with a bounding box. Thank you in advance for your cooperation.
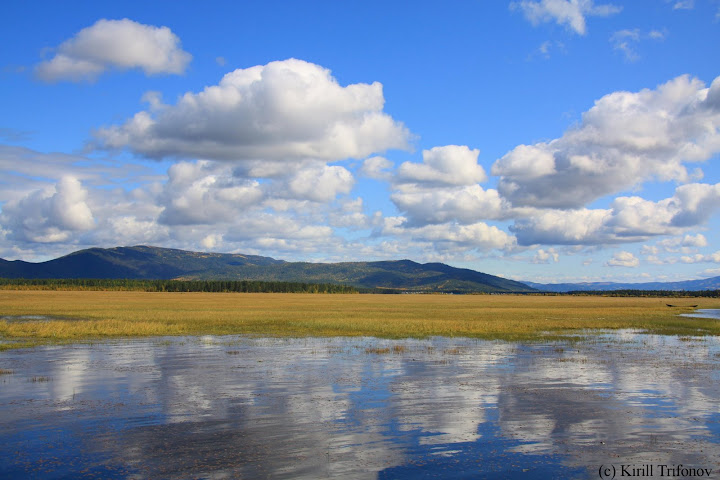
[0,245,535,293]
[525,277,720,293]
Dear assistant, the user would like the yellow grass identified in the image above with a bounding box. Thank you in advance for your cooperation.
[1,290,719,349]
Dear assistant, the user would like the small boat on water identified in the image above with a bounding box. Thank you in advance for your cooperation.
[667,304,698,308]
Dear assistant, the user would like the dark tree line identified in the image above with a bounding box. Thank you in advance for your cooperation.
[3,278,717,296]
[0,277,358,294]
[567,289,719,298]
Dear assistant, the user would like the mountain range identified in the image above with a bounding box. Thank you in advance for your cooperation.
[0,245,535,293]
[2,245,717,293]
[523,277,720,293]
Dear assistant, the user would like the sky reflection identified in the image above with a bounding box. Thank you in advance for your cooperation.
[1,333,719,479]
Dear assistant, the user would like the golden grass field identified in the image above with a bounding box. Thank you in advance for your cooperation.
[1,290,719,349]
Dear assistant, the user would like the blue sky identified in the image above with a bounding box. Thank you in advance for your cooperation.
[1,0,720,284]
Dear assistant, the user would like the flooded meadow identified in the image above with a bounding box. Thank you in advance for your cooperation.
[2,328,720,479]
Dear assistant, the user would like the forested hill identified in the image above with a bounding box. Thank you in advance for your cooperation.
[0,245,535,294]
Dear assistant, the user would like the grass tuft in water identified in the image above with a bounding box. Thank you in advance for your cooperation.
[365,347,391,354]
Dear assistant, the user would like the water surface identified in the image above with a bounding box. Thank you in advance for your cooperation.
[680,308,720,320]
[1,332,719,479]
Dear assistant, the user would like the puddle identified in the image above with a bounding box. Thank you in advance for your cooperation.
[1,333,719,479]
[0,315,76,323]
[680,308,720,320]
[1,315,55,322]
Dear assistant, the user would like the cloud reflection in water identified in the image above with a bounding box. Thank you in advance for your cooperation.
[1,333,719,479]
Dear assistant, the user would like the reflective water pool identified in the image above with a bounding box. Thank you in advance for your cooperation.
[1,332,719,479]
[681,308,720,320]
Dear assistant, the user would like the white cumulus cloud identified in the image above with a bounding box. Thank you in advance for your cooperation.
[606,251,639,267]
[533,248,560,263]
[35,18,191,82]
[93,58,411,162]
[360,156,394,180]
[286,164,355,203]
[680,252,720,264]
[201,233,223,250]
[658,233,708,251]
[669,182,720,227]
[391,185,511,226]
[511,182,720,246]
[1,176,94,243]
[389,145,506,226]
[512,208,611,245]
[382,218,515,252]
[493,74,720,209]
[102,216,169,247]
[158,161,263,226]
[397,145,487,187]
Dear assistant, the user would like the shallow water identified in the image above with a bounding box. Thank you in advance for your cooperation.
[1,332,719,479]
[681,308,720,320]
[0,315,62,322]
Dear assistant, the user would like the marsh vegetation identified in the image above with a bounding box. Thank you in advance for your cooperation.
[1,291,719,350]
